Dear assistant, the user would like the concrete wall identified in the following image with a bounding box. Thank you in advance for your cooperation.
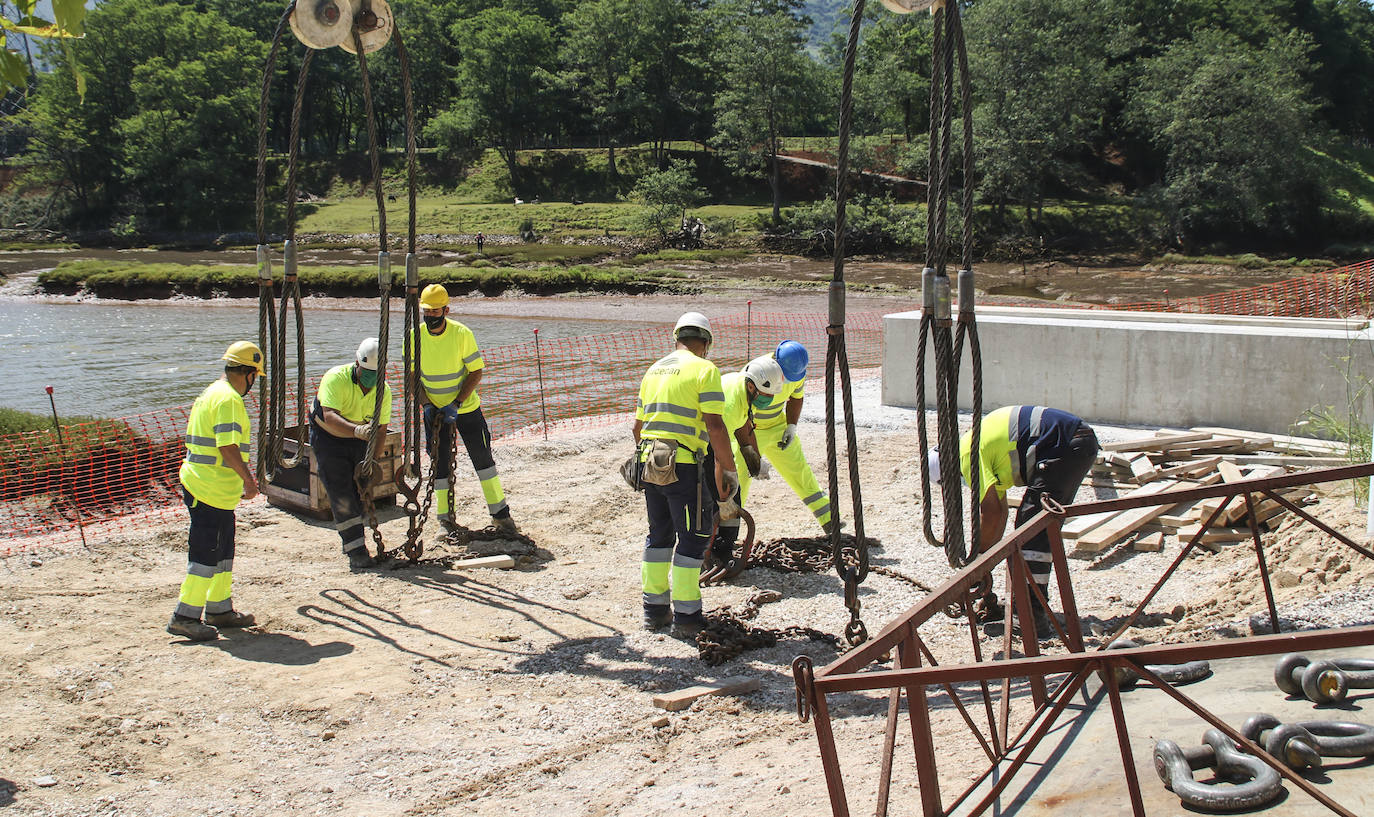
[882,306,1374,434]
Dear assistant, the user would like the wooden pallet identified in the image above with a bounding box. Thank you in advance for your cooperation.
[262,424,403,520]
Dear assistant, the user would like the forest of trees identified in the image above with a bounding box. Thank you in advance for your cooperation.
[4,0,1374,251]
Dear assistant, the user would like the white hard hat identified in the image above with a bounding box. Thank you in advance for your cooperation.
[356,337,381,370]
[673,312,713,344]
[928,448,942,485]
[742,355,785,395]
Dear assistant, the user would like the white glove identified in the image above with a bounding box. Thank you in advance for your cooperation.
[718,497,741,521]
[778,423,798,450]
[352,423,370,440]
[757,456,772,480]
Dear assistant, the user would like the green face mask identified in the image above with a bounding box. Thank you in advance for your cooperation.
[356,366,378,389]
[751,393,772,409]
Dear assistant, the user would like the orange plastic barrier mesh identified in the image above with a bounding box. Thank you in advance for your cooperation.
[0,309,884,556]
[1104,258,1374,317]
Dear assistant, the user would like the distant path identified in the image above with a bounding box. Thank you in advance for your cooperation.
[775,152,927,188]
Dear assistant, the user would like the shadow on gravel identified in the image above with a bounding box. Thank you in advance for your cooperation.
[0,778,13,808]
[206,630,353,665]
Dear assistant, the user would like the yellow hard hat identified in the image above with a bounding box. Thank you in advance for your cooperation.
[222,340,265,375]
[420,283,449,310]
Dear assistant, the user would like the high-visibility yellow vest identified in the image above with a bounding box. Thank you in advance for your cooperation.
[959,405,1084,499]
[315,364,393,425]
[411,318,484,413]
[179,379,251,510]
[750,377,803,429]
[635,349,724,464]
[721,371,750,435]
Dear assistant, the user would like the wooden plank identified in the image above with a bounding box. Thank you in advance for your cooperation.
[1176,525,1253,545]
[652,676,761,711]
[1134,532,1165,552]
[1229,454,1349,468]
[452,555,517,570]
[1216,460,1247,483]
[1217,466,1284,524]
[1128,454,1159,484]
[1072,481,1180,553]
[1151,456,1223,481]
[1160,437,1266,457]
[1190,426,1349,456]
[1100,432,1215,453]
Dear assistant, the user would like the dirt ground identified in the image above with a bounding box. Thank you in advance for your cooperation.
[3,378,1372,816]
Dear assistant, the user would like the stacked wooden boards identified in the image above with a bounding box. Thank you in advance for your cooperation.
[1057,427,1346,556]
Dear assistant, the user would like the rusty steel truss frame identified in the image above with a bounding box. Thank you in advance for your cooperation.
[793,462,1374,817]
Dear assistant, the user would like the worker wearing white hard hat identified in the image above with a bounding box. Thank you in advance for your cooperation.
[708,355,788,568]
[632,312,738,638]
[310,337,394,570]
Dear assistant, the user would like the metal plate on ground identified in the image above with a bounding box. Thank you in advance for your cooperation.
[956,645,1374,816]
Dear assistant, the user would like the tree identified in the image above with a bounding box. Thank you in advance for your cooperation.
[847,9,931,141]
[1127,28,1323,245]
[22,0,263,230]
[0,0,86,95]
[712,0,823,222]
[559,0,640,178]
[631,158,704,242]
[964,0,1112,221]
[426,7,556,195]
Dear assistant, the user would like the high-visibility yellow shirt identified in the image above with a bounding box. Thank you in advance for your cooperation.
[720,371,751,435]
[959,405,1084,500]
[316,364,393,425]
[179,379,250,510]
[410,318,484,413]
[751,377,803,429]
[635,349,725,464]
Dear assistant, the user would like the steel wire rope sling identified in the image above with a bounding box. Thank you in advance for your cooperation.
[905,0,984,582]
[253,0,432,559]
[825,0,874,648]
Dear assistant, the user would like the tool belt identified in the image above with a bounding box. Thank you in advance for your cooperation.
[640,439,680,486]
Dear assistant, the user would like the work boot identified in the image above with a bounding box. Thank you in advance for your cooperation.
[491,515,518,535]
[671,613,707,640]
[438,514,458,533]
[204,610,256,629]
[822,518,847,538]
[643,606,672,632]
[166,615,218,642]
[348,548,376,570]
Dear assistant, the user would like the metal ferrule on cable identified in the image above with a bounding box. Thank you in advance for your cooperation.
[376,251,391,289]
[256,244,273,283]
[283,239,298,281]
[957,268,975,318]
[828,280,845,329]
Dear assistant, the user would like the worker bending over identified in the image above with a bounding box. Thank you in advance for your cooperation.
[745,340,834,534]
[167,341,263,642]
[411,284,516,534]
[633,312,738,638]
[712,355,787,565]
[931,405,1098,636]
[311,338,394,570]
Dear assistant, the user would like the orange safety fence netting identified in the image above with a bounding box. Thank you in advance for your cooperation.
[1103,258,1374,318]
[0,310,885,557]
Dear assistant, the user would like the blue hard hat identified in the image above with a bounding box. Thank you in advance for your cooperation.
[774,340,809,381]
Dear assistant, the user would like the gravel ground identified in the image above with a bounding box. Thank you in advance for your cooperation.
[2,376,1370,816]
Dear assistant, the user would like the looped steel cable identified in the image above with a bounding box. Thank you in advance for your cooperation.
[825,0,871,649]
[913,0,983,570]
[792,655,816,723]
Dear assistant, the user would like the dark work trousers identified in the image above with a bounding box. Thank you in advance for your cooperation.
[1014,424,1099,605]
[425,407,510,519]
[175,488,236,619]
[310,425,369,555]
[642,457,716,621]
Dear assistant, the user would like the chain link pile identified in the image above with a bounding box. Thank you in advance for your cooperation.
[696,534,930,665]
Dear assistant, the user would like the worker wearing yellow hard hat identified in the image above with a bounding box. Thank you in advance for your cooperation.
[167,341,264,642]
[409,283,516,535]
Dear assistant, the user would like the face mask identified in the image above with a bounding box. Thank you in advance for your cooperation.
[356,365,378,389]
[752,393,772,409]
[425,315,446,332]
[242,372,256,395]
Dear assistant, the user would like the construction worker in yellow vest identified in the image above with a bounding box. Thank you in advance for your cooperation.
[167,341,263,642]
[711,355,786,567]
[746,340,834,533]
[633,312,738,638]
[413,284,516,534]
[310,338,394,570]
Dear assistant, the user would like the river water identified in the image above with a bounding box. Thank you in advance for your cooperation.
[0,297,625,418]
